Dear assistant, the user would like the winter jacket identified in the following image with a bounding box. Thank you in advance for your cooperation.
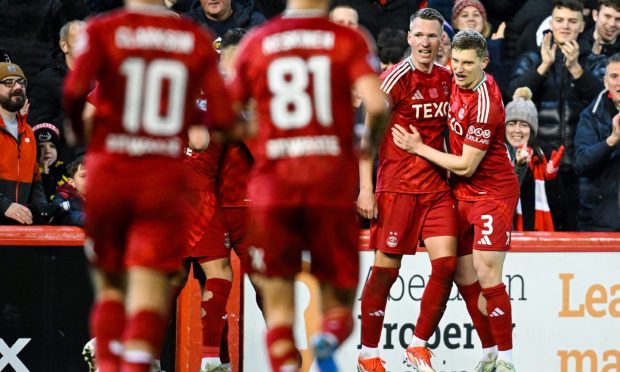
[0,0,88,79]
[186,0,266,38]
[332,0,419,40]
[582,28,620,82]
[50,183,84,226]
[508,42,604,171]
[28,49,68,142]
[0,114,47,224]
[573,90,620,232]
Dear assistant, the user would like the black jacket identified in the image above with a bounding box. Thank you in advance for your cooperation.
[582,27,620,82]
[573,90,620,232]
[28,49,68,140]
[332,0,418,40]
[0,0,87,79]
[186,0,266,38]
[508,42,604,170]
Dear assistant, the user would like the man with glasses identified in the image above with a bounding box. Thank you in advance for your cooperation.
[0,62,47,225]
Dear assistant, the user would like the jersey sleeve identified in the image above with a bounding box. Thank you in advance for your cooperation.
[463,84,503,151]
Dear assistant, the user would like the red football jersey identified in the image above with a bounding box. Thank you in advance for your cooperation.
[376,58,451,194]
[230,13,378,207]
[63,7,234,158]
[448,73,519,200]
[184,135,224,191]
[217,143,253,207]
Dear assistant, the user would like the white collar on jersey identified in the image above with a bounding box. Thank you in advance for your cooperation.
[282,9,328,18]
[406,56,440,74]
[471,73,487,91]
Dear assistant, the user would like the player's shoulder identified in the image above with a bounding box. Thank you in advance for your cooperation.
[472,73,504,124]
[380,58,413,93]
[433,62,453,80]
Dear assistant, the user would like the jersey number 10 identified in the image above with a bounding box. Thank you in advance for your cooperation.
[267,56,333,129]
[120,58,188,136]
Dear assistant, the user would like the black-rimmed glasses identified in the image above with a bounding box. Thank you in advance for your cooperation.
[0,78,27,88]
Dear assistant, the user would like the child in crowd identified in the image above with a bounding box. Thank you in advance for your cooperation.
[33,123,67,200]
[50,155,85,226]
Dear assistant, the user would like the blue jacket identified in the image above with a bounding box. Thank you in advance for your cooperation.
[573,90,620,232]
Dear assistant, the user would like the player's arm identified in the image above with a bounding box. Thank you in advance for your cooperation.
[392,124,486,177]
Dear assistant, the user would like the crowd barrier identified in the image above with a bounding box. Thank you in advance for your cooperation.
[1,227,619,372]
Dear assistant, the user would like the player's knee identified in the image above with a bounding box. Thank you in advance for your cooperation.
[431,256,457,281]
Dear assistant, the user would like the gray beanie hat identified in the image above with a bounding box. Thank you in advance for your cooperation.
[505,87,538,137]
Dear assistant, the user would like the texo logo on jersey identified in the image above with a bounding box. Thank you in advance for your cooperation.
[411,101,449,119]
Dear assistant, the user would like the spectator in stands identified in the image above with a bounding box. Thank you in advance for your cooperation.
[574,53,620,232]
[186,0,266,38]
[330,0,419,40]
[436,21,454,67]
[253,0,286,18]
[377,28,408,71]
[50,156,85,226]
[28,21,85,156]
[0,62,47,225]
[508,0,604,231]
[585,0,620,81]
[451,0,511,96]
[505,87,568,231]
[33,123,67,201]
[329,5,359,28]
[0,1,87,80]
[503,0,554,61]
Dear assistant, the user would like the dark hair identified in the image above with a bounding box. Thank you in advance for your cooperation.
[553,0,585,12]
[452,29,488,58]
[598,0,620,11]
[220,28,247,49]
[377,28,408,65]
[606,52,620,66]
[410,7,445,28]
[66,156,84,178]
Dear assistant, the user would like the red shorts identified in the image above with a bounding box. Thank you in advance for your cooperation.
[246,206,359,290]
[369,191,457,255]
[184,189,221,259]
[189,205,250,264]
[456,196,519,256]
[85,157,190,274]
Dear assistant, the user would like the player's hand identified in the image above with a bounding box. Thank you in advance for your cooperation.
[187,125,210,151]
[357,189,377,219]
[391,124,422,154]
[515,144,533,166]
[4,203,33,225]
[545,145,565,180]
[491,22,506,40]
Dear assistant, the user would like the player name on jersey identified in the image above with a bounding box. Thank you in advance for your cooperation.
[262,30,335,54]
[115,26,195,54]
[106,133,181,156]
[266,134,340,159]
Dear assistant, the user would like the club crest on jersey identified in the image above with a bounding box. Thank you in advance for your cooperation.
[386,231,399,248]
[458,107,465,120]
[442,82,449,96]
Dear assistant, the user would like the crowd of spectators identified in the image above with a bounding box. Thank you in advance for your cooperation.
[0,0,618,232]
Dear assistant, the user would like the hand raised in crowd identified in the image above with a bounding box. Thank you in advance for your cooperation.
[491,22,506,41]
[4,202,33,225]
[607,112,620,147]
[516,144,533,166]
[544,145,565,180]
[356,189,378,220]
[559,40,583,78]
[538,32,557,76]
[391,124,422,154]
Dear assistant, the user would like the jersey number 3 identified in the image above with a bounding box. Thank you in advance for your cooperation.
[267,56,332,129]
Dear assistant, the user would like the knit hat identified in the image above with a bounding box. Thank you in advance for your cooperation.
[0,62,25,80]
[452,0,487,22]
[505,87,538,137]
[33,123,61,147]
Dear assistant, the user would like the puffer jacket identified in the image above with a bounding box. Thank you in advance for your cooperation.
[186,0,266,38]
[573,90,620,232]
[508,41,604,171]
[0,114,47,224]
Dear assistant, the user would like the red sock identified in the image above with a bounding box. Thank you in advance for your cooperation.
[458,281,496,348]
[482,284,513,351]
[91,299,125,371]
[121,311,165,371]
[266,325,298,370]
[414,256,457,340]
[321,306,354,344]
[219,320,230,364]
[360,266,399,347]
[201,278,232,358]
